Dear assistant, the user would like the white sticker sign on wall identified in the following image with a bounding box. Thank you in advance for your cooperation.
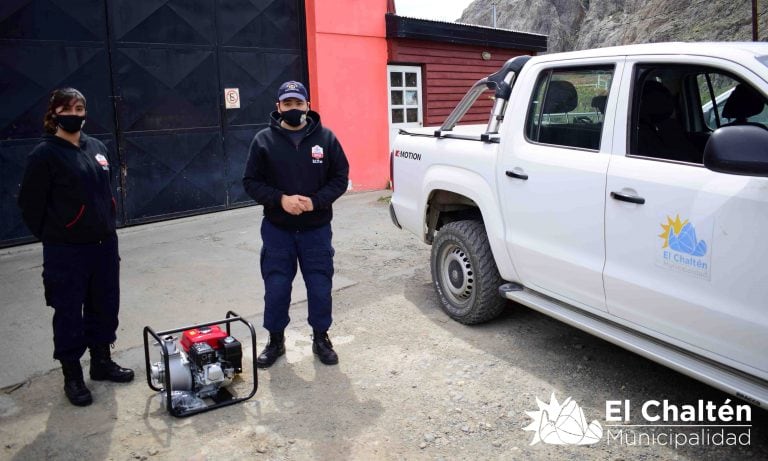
[224,88,240,109]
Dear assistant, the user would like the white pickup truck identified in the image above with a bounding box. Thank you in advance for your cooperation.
[389,43,768,408]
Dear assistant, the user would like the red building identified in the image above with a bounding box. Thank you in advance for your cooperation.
[386,13,546,129]
[304,1,546,190]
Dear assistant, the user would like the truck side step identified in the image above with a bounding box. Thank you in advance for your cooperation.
[501,287,768,409]
[498,282,523,296]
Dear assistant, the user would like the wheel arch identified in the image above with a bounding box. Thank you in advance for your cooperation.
[421,166,519,282]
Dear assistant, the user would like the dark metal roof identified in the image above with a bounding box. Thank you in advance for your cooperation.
[385,13,547,52]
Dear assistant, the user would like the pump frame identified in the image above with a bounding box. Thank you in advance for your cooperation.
[143,310,257,417]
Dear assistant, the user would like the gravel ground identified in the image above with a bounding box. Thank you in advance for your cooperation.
[0,192,766,460]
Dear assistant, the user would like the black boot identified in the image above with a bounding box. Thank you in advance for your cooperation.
[89,344,134,383]
[256,331,285,368]
[61,360,92,407]
[312,330,339,365]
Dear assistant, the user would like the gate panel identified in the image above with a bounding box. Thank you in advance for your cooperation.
[112,48,219,132]
[218,0,303,49]
[0,0,309,246]
[0,0,105,42]
[109,0,215,45]
[223,128,257,204]
[218,0,307,206]
[221,51,304,127]
[108,0,225,222]
[0,0,119,246]
[221,51,305,205]
[0,140,40,242]
[122,129,224,220]
[0,45,115,139]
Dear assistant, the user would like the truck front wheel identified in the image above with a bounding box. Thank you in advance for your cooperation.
[430,220,506,324]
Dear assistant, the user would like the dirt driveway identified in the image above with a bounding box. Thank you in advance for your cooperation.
[1,191,765,460]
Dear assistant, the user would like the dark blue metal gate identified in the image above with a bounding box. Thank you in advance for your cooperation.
[0,0,307,245]
[0,0,119,246]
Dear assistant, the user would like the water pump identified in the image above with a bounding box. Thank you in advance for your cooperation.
[143,311,257,417]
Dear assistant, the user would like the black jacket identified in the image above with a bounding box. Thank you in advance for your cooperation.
[243,110,350,230]
[17,133,117,244]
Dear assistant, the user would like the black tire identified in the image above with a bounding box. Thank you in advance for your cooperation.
[430,220,506,324]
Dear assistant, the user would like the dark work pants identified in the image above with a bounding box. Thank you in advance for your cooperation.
[260,219,334,333]
[42,236,120,361]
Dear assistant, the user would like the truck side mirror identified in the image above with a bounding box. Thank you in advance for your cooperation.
[703,125,768,177]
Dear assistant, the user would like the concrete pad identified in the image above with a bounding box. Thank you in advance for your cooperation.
[0,201,359,389]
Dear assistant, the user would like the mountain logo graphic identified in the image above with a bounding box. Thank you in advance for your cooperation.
[523,393,603,445]
[659,214,707,257]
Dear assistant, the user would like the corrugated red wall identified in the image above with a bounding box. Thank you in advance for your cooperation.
[389,39,531,127]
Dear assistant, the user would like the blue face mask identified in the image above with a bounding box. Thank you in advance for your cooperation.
[281,109,307,127]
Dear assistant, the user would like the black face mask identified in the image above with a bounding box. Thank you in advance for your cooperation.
[280,109,307,127]
[56,114,85,133]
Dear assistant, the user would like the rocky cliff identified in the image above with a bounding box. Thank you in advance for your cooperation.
[459,0,767,52]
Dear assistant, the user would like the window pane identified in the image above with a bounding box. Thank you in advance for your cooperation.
[632,65,734,163]
[390,72,403,87]
[525,74,548,140]
[391,90,403,105]
[700,75,768,128]
[525,67,614,150]
[391,109,404,123]
[405,90,418,106]
[697,74,715,107]
[406,108,418,123]
[405,72,417,87]
[748,100,768,125]
[698,74,739,130]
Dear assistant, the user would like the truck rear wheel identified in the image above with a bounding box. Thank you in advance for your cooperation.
[430,220,506,324]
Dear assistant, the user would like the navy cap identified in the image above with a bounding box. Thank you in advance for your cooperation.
[277,81,308,102]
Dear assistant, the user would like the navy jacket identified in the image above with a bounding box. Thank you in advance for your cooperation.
[243,110,350,230]
[18,133,117,244]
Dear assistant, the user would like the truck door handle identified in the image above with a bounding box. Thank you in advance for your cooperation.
[610,191,645,204]
[505,170,528,180]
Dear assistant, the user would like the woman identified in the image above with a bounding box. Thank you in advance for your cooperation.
[17,88,133,407]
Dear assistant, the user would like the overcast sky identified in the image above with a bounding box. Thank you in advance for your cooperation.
[394,0,475,22]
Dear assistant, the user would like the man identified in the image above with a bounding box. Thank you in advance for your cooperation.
[243,81,349,368]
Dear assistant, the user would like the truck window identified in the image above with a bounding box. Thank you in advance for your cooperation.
[698,75,768,130]
[630,65,768,164]
[525,67,613,150]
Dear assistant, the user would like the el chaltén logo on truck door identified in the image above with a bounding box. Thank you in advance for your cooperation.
[393,149,421,161]
[656,213,713,280]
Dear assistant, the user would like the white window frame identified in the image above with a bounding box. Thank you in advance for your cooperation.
[387,65,423,149]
